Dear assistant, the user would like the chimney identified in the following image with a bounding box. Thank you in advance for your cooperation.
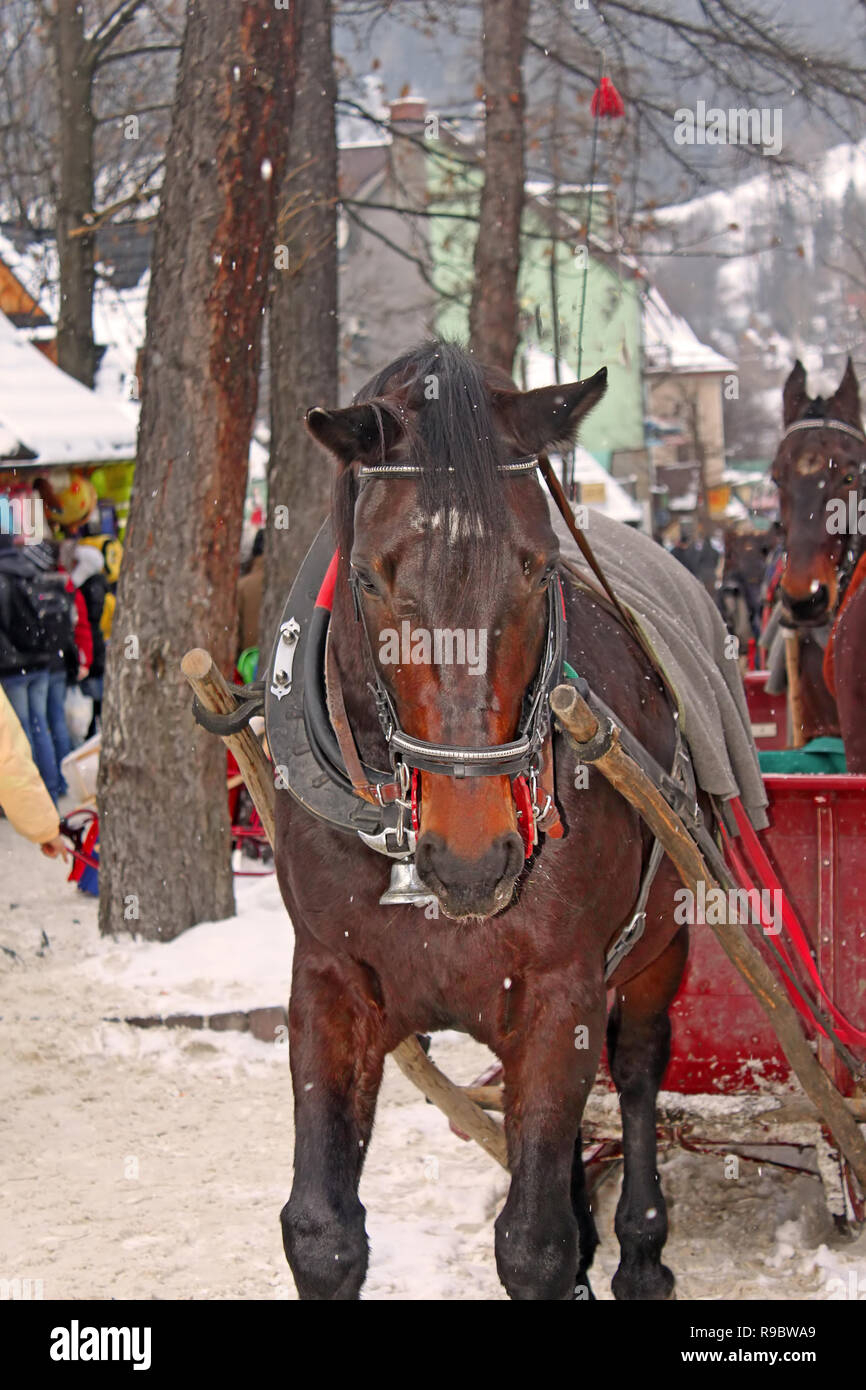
[387,96,429,206]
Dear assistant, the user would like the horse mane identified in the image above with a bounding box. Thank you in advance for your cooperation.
[334,341,509,602]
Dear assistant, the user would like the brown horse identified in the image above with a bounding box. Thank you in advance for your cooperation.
[275,342,692,1301]
[772,360,866,768]
[719,528,771,668]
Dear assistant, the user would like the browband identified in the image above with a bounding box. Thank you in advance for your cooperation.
[781,417,866,445]
[358,455,540,478]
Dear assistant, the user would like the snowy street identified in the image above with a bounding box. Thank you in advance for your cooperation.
[2,815,865,1302]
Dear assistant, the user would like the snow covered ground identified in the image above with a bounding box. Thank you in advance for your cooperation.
[2,812,865,1302]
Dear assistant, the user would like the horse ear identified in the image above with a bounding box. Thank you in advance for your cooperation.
[782,360,809,427]
[491,367,608,453]
[828,357,862,426]
[305,403,404,467]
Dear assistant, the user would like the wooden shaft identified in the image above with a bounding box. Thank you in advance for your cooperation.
[784,628,806,748]
[550,681,866,1192]
[392,1039,510,1169]
[181,646,509,1170]
[466,1082,866,1130]
[181,647,276,845]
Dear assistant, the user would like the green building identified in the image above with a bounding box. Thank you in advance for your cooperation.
[428,156,646,469]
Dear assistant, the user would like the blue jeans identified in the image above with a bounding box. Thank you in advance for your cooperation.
[1,668,63,802]
[47,669,71,792]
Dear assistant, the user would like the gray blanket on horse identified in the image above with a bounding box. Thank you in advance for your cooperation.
[550,504,769,830]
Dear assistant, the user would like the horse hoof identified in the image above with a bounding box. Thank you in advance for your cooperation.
[612,1263,675,1301]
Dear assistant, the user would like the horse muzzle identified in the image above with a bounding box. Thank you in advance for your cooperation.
[415,830,524,920]
[780,582,832,626]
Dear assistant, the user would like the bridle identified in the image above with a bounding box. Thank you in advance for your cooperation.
[338,453,565,854]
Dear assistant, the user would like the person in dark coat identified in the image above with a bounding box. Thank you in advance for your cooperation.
[0,534,70,800]
[71,543,108,737]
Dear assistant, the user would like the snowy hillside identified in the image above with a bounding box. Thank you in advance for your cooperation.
[639,138,866,461]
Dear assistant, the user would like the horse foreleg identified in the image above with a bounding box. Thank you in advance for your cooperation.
[570,1130,600,1300]
[281,949,386,1300]
[607,925,687,1301]
[494,980,606,1301]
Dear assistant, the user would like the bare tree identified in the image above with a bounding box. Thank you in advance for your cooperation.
[27,1,182,385]
[259,0,339,658]
[98,0,298,941]
[468,0,531,374]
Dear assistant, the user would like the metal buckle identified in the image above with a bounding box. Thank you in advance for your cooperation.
[357,825,418,860]
[605,910,647,979]
[270,617,300,700]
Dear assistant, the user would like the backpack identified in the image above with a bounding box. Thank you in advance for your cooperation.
[8,572,74,660]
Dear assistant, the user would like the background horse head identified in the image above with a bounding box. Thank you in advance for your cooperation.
[773,358,865,625]
[306,341,607,919]
[770,360,866,756]
[719,527,771,658]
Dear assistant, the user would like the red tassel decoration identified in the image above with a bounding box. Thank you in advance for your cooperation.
[590,75,624,119]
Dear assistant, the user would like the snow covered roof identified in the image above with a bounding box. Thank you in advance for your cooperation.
[511,348,642,522]
[0,310,137,466]
[0,225,149,407]
[521,342,581,389]
[642,286,736,375]
[0,420,35,460]
[0,227,57,308]
[525,180,608,199]
[568,446,642,524]
[92,271,148,405]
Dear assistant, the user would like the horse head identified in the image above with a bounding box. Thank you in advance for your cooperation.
[772,358,866,625]
[306,341,607,920]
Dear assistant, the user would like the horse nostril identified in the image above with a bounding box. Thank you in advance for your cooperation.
[415,833,443,882]
[783,584,829,621]
[415,831,523,897]
[501,831,524,881]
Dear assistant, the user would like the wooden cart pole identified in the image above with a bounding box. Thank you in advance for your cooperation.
[550,681,866,1192]
[180,646,509,1171]
[784,629,806,748]
[181,647,277,844]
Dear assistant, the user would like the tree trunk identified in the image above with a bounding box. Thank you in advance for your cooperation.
[54,0,96,387]
[98,0,298,941]
[468,0,531,376]
[259,0,338,659]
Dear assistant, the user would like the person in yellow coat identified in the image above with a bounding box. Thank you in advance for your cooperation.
[0,686,68,858]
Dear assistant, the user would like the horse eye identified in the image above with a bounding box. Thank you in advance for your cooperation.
[352,567,377,594]
[842,473,855,486]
